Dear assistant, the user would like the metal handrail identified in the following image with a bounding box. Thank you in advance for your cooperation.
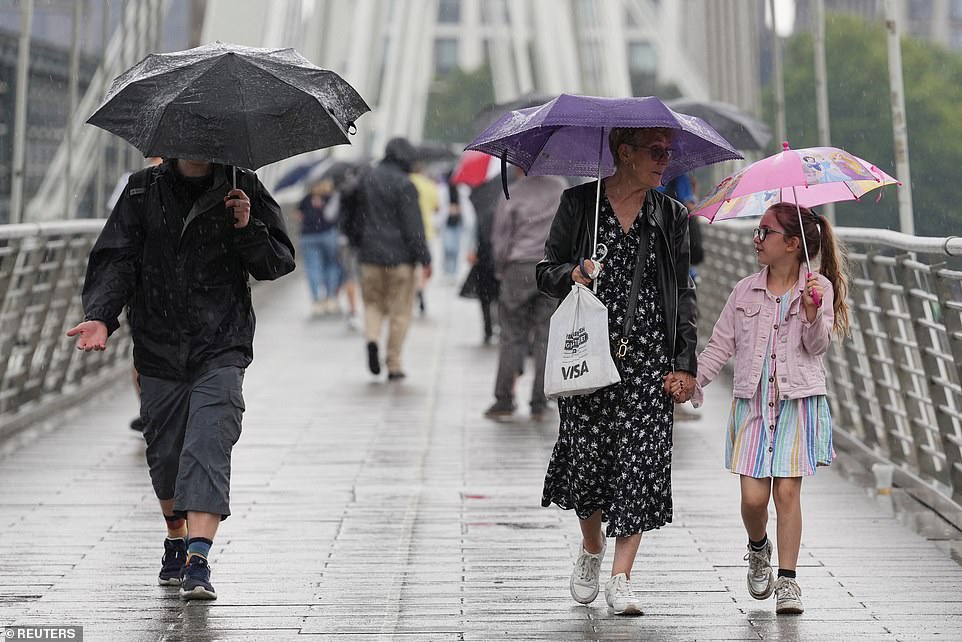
[0,218,960,514]
[697,219,962,508]
[0,219,131,441]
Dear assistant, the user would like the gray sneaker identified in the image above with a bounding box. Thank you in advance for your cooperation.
[744,540,775,599]
[569,538,606,604]
[775,576,804,614]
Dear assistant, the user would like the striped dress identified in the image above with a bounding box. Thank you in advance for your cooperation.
[725,291,834,478]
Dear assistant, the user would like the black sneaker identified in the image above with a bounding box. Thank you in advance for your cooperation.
[158,537,187,586]
[367,342,381,375]
[387,371,406,381]
[180,555,217,600]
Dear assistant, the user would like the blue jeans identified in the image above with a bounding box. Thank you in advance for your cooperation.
[441,222,462,275]
[301,229,342,300]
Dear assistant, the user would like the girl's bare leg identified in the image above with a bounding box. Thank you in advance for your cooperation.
[772,477,803,571]
[740,475,773,541]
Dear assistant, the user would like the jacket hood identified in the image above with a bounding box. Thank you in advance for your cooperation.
[383,137,417,172]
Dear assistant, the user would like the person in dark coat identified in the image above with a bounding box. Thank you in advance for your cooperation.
[463,175,506,344]
[341,137,432,379]
[67,157,295,601]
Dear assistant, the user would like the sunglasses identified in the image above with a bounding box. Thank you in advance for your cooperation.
[753,226,787,242]
[628,144,675,162]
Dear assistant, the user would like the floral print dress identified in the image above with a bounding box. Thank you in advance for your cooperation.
[541,195,674,537]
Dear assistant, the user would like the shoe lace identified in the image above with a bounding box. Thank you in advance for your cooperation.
[610,574,632,597]
[576,552,600,582]
[777,578,801,600]
[744,547,770,575]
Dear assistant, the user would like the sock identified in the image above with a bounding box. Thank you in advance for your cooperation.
[777,568,797,579]
[187,537,213,561]
[749,535,768,551]
[164,514,187,539]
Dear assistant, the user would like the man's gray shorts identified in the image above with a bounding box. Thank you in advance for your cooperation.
[139,366,245,519]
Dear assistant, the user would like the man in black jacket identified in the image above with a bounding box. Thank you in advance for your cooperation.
[67,158,295,600]
[342,137,432,379]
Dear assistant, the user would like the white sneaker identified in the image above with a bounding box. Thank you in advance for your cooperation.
[744,540,775,600]
[569,538,606,604]
[774,576,804,614]
[604,573,642,616]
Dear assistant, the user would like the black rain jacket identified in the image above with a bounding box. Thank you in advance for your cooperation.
[536,180,698,375]
[82,160,295,381]
[341,146,431,267]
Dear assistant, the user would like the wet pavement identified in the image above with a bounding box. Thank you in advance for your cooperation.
[1,274,961,641]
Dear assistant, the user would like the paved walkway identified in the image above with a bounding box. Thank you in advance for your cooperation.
[1,274,961,641]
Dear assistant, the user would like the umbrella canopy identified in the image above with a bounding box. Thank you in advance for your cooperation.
[691,141,899,287]
[465,93,742,184]
[691,142,899,223]
[88,41,370,170]
[666,98,772,151]
[450,150,500,187]
[473,93,555,134]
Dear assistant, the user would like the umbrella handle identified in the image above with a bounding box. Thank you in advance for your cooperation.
[807,272,821,308]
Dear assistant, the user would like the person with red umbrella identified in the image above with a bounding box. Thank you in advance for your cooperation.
[690,202,851,615]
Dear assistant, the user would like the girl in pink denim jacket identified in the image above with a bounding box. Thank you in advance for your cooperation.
[690,203,850,615]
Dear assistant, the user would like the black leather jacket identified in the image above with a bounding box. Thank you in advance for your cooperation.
[536,180,698,375]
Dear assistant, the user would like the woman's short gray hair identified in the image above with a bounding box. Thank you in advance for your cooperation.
[608,127,675,167]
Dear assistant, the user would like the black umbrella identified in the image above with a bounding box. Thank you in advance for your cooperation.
[88,42,370,171]
[666,98,771,151]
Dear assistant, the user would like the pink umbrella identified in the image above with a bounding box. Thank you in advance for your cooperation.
[690,142,899,304]
[450,150,499,187]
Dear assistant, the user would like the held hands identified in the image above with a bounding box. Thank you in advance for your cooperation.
[801,274,823,321]
[66,320,109,352]
[571,259,602,286]
[662,371,695,404]
[225,189,251,229]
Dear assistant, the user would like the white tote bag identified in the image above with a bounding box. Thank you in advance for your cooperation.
[544,284,622,398]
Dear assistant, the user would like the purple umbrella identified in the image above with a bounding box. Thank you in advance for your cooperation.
[464,93,743,262]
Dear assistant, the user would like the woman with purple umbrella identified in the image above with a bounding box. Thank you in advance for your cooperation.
[691,203,851,615]
[536,127,698,615]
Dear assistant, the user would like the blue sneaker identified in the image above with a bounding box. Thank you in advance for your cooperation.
[179,555,217,600]
[158,538,187,586]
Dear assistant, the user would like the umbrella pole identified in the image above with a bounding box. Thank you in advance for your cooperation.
[790,186,813,275]
[232,165,237,190]
[791,186,820,307]
[591,131,604,293]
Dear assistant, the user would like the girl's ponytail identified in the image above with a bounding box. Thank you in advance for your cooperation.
[814,214,850,337]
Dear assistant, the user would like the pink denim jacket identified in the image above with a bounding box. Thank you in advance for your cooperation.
[692,265,835,407]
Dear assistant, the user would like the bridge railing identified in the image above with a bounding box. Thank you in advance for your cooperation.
[1,220,960,511]
[0,220,131,441]
[698,220,962,509]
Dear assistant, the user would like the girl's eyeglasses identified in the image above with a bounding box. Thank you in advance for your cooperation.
[753,227,787,242]
[628,144,675,162]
